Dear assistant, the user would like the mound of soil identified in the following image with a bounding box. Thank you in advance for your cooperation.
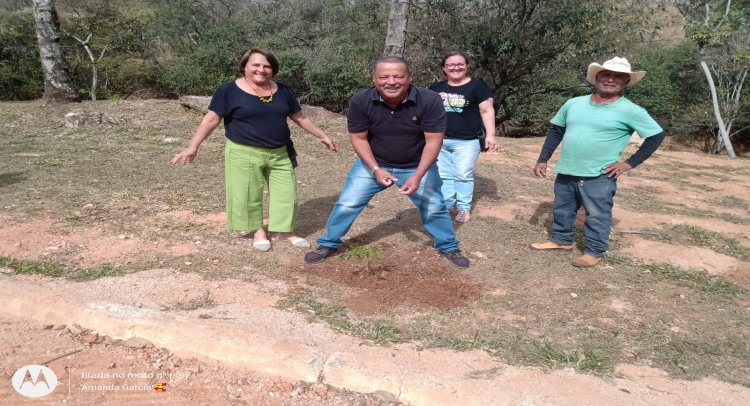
[292,244,480,315]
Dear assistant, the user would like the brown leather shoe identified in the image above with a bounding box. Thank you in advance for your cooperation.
[529,241,573,251]
[571,254,601,268]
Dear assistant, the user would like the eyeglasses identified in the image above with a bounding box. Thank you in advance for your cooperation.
[445,63,466,68]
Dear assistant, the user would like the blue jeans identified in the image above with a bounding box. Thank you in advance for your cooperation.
[437,138,481,211]
[318,159,460,252]
[550,174,617,257]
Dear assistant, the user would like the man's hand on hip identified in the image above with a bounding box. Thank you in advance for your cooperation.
[604,161,633,178]
[373,168,398,187]
[398,176,421,196]
[533,162,547,178]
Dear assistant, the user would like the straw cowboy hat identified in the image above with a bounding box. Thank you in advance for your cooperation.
[586,57,646,86]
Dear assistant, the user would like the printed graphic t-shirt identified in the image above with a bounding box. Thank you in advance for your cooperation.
[428,78,493,140]
[550,95,663,177]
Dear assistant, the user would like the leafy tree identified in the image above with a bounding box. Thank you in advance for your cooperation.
[58,0,160,99]
[409,0,656,127]
[625,43,707,134]
[676,0,750,156]
[4,0,678,131]
[0,7,44,100]
[153,0,386,109]
[0,0,29,11]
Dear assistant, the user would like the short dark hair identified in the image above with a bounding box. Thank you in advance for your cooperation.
[371,56,412,74]
[440,51,469,68]
[238,48,279,76]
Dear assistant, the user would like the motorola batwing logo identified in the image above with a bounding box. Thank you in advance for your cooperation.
[12,365,58,398]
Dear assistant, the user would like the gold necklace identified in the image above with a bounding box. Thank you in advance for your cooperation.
[245,77,274,103]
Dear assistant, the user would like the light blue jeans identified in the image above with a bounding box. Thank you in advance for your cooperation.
[550,174,618,257]
[317,159,460,252]
[437,138,481,211]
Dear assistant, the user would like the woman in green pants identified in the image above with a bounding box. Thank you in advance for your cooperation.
[171,49,338,251]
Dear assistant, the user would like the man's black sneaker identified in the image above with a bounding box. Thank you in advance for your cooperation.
[440,249,470,268]
[304,246,339,264]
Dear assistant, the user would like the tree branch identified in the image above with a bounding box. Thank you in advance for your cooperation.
[714,0,732,31]
[704,2,710,26]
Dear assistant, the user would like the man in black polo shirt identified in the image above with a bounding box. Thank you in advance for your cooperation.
[304,56,469,268]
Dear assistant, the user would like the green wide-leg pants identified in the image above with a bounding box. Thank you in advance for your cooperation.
[224,139,297,232]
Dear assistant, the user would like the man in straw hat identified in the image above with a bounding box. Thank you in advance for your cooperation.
[530,57,665,268]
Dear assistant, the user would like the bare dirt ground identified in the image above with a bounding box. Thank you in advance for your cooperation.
[0,312,405,406]
[0,314,319,406]
[1,100,750,405]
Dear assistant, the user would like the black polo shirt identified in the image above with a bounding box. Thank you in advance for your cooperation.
[347,85,446,168]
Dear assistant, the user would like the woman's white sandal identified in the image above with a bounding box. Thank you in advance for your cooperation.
[288,237,311,248]
[253,239,271,251]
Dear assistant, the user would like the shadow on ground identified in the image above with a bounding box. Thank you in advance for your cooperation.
[0,171,26,188]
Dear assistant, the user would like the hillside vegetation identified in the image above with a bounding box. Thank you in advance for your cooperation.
[2,0,749,147]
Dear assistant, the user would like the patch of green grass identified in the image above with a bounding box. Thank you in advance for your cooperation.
[645,262,742,295]
[616,186,664,212]
[654,225,750,261]
[294,294,618,373]
[617,188,750,225]
[714,196,750,211]
[359,320,402,344]
[667,207,750,226]
[650,160,735,174]
[444,332,488,351]
[688,182,720,192]
[700,164,750,176]
[279,294,403,345]
[648,333,750,383]
[601,252,633,266]
[0,256,63,277]
[530,340,610,373]
[37,157,75,167]
[71,265,124,281]
[664,176,721,192]
[534,340,572,365]
[718,213,750,225]
[577,349,610,372]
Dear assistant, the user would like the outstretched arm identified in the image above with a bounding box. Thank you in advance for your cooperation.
[288,111,338,152]
[171,110,222,165]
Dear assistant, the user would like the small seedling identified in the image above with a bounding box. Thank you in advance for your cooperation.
[340,245,383,273]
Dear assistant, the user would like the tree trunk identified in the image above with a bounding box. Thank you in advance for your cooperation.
[700,61,736,157]
[33,0,79,103]
[383,0,410,57]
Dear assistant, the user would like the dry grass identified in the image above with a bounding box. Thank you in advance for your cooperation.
[1,100,750,387]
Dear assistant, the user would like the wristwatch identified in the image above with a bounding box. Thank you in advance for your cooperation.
[371,165,381,175]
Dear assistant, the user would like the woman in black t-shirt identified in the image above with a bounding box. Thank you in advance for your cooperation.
[171,49,338,251]
[428,52,499,223]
